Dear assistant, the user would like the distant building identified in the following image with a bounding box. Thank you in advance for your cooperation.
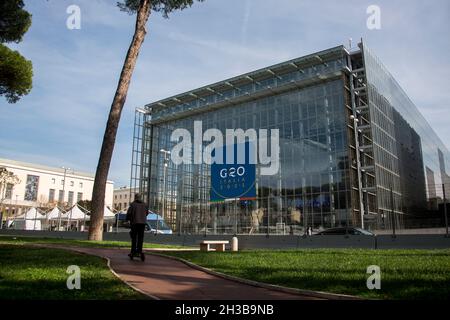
[113,186,137,212]
[0,158,114,216]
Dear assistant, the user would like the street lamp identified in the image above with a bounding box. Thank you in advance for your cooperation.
[15,194,19,218]
[57,166,71,230]
[160,149,171,225]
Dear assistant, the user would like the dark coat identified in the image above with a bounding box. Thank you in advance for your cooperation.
[126,200,148,225]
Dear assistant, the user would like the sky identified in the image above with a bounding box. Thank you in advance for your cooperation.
[1,0,449,188]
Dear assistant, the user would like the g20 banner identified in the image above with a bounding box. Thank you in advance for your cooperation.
[210,142,256,201]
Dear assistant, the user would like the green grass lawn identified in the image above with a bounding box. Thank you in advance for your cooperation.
[0,244,146,299]
[162,249,450,300]
[1,236,448,300]
[0,235,189,249]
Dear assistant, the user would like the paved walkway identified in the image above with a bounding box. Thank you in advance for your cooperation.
[50,246,323,300]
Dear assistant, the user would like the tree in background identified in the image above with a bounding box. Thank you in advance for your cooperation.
[77,200,93,212]
[88,0,205,240]
[0,167,21,218]
[0,0,33,103]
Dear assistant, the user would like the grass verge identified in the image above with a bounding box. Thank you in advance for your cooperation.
[0,244,146,299]
[161,249,450,300]
[0,235,189,249]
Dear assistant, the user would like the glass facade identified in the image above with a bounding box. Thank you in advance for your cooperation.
[132,42,450,234]
[361,44,450,228]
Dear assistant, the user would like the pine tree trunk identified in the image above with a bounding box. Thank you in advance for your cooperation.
[88,0,151,241]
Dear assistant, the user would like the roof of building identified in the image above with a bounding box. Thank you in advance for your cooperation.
[144,45,345,112]
[113,187,138,192]
[141,45,348,124]
[0,158,114,184]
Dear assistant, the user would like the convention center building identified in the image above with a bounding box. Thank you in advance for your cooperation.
[130,40,450,235]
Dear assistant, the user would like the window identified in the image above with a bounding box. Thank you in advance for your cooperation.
[70,181,74,187]
[79,182,83,188]
[124,194,127,199]
[24,175,39,201]
[49,189,55,203]
[68,191,74,206]
[61,180,64,186]
[119,194,122,199]
[77,192,83,203]
[5,183,13,200]
[114,195,117,200]
[58,190,64,203]
[51,178,56,184]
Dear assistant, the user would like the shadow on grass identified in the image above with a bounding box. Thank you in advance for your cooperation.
[0,245,146,300]
[162,251,450,300]
[0,278,145,300]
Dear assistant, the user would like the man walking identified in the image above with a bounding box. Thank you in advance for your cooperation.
[126,193,148,261]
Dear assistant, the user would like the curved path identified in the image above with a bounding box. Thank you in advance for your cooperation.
[46,246,326,300]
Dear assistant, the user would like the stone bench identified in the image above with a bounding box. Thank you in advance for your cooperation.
[199,240,229,252]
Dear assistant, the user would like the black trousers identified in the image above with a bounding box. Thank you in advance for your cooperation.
[130,224,146,254]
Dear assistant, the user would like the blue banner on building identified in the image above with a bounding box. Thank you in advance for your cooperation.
[210,142,256,201]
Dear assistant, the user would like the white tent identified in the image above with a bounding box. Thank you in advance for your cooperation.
[103,206,116,220]
[13,219,41,230]
[46,207,69,231]
[13,207,44,230]
[37,205,117,232]
[46,207,63,220]
[64,205,89,231]
[15,207,45,220]
[66,205,88,220]
[48,209,69,220]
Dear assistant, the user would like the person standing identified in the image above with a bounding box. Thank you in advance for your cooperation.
[126,193,148,261]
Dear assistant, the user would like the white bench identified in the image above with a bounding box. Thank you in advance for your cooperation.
[199,240,229,252]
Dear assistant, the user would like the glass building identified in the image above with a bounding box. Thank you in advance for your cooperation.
[131,41,450,234]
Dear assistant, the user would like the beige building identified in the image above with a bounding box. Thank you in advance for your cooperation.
[0,158,114,216]
[113,187,137,212]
